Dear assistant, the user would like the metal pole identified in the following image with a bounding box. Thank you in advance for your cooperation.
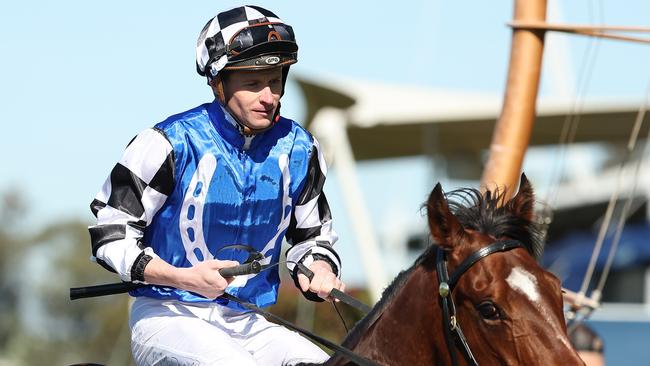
[481,0,548,196]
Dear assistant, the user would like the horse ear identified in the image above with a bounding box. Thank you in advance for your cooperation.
[509,173,535,222]
[427,183,461,249]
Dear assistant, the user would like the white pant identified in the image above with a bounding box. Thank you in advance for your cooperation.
[129,297,329,366]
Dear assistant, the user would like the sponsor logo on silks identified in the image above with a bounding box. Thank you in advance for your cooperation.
[265,56,280,65]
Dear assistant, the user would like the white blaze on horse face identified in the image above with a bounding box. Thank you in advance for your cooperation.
[506,267,575,351]
[506,267,540,303]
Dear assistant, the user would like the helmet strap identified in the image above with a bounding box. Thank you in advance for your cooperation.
[214,75,226,105]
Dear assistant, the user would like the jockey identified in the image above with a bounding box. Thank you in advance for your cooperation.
[88,5,344,365]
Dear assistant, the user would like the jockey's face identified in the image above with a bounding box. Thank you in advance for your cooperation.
[577,351,605,366]
[222,67,283,131]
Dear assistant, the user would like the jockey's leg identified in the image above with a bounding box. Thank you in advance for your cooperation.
[129,297,257,366]
[236,313,330,365]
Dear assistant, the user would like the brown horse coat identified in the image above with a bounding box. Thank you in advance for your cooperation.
[302,174,585,366]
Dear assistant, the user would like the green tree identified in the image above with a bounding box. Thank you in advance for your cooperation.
[0,188,27,357]
[0,190,132,365]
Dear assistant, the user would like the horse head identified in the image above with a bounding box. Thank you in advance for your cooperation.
[314,175,584,366]
[426,174,584,365]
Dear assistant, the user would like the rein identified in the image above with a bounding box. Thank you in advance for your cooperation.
[222,260,376,365]
[436,239,524,366]
[221,292,379,366]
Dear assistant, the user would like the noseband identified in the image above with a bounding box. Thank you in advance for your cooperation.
[436,239,524,366]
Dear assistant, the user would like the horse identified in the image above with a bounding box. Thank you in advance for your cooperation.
[298,174,584,366]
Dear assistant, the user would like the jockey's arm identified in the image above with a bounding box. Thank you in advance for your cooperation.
[284,137,345,301]
[142,256,239,300]
[89,129,236,300]
[88,129,173,284]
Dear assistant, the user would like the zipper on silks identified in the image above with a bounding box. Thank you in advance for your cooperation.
[235,144,253,254]
[234,134,254,262]
[242,135,253,150]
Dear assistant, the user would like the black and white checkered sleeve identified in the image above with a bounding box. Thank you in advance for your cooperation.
[285,137,341,281]
[88,128,174,283]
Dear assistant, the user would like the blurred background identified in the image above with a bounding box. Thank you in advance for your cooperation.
[1,0,649,365]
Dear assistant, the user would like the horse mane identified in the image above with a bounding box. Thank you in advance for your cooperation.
[445,186,544,260]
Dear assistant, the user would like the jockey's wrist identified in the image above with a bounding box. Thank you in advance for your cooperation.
[171,266,197,291]
[131,253,154,283]
[144,257,188,290]
[309,253,338,276]
[309,259,333,273]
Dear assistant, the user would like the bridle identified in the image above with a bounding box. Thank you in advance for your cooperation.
[436,239,525,366]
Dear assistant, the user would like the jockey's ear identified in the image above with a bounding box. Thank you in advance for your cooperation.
[427,183,461,249]
[509,173,535,222]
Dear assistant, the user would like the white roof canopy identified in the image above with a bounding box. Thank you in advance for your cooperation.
[296,74,647,161]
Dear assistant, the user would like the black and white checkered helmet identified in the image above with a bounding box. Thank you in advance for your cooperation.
[196,5,298,79]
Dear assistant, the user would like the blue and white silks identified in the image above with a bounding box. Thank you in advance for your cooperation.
[89,100,339,310]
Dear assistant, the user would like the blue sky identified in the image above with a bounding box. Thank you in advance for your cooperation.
[1,1,649,284]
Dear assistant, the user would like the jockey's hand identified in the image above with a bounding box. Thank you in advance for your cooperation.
[297,260,346,301]
[178,259,239,300]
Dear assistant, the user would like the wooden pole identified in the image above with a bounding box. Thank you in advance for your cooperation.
[509,21,650,44]
[509,21,650,34]
[480,0,547,196]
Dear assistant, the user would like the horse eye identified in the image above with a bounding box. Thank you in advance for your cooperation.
[477,301,501,320]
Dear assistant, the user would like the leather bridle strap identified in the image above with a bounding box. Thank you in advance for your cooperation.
[448,239,523,289]
[436,239,524,366]
[437,248,478,366]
